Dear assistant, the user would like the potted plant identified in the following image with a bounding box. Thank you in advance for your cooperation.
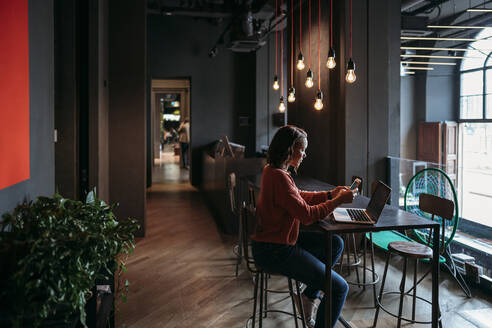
[0,190,139,327]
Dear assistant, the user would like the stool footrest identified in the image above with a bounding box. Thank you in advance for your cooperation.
[376,292,441,325]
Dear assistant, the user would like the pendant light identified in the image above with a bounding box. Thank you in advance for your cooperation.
[314,89,324,110]
[273,0,280,90]
[305,0,314,88]
[279,96,286,112]
[326,0,336,69]
[296,0,305,70]
[305,69,314,87]
[279,0,286,112]
[288,0,296,103]
[345,0,356,83]
[314,0,323,110]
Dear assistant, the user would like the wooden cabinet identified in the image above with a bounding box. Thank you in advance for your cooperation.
[417,121,458,187]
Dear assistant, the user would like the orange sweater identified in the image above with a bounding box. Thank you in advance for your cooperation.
[251,165,337,245]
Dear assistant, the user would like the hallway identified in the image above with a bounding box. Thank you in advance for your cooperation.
[119,151,252,327]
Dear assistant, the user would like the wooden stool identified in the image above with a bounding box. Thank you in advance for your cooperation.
[241,203,307,328]
[373,193,449,327]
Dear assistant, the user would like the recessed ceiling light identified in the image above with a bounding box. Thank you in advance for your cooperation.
[400,54,466,59]
[401,36,478,41]
[427,25,492,29]
[403,67,434,70]
[400,61,457,65]
[401,46,492,52]
[467,8,492,12]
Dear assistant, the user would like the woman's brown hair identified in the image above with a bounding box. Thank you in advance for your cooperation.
[267,125,307,170]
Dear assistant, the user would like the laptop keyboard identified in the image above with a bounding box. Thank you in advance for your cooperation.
[347,209,371,222]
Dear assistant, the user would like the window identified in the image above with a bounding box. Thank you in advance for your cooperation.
[458,30,492,278]
[460,29,492,120]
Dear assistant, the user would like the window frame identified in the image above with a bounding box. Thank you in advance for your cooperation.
[459,42,492,123]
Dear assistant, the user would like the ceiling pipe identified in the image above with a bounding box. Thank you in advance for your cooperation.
[148,7,233,18]
[404,0,449,16]
[401,0,427,12]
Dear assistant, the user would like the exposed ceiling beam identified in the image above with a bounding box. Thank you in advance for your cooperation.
[401,0,427,12]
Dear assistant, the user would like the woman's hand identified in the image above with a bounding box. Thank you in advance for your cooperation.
[331,186,349,199]
[334,189,355,205]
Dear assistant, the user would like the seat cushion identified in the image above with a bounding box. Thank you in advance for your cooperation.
[388,241,433,259]
[368,230,414,251]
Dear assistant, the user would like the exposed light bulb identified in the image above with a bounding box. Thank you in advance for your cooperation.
[278,96,286,112]
[305,69,314,88]
[273,75,280,90]
[314,90,323,110]
[287,87,296,103]
[345,58,356,83]
[326,47,336,69]
[296,52,305,70]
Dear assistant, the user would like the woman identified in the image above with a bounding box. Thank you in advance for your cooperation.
[251,125,354,328]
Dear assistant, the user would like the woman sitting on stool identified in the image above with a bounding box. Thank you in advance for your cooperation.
[251,125,355,328]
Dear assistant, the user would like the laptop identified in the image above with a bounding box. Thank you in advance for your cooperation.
[331,181,391,225]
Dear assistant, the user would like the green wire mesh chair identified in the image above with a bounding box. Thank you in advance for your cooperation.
[404,168,471,298]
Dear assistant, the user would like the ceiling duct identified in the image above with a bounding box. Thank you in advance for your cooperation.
[226,0,274,52]
[401,0,427,12]
[401,15,433,37]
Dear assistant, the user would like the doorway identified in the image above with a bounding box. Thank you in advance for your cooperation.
[150,79,190,185]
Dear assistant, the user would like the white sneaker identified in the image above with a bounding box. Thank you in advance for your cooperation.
[295,293,318,328]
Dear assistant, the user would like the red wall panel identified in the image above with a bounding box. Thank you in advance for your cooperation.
[0,0,30,190]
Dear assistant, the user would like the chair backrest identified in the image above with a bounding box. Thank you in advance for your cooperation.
[404,167,459,249]
[228,172,236,213]
[240,201,258,273]
[419,193,454,252]
[351,175,363,195]
[419,193,454,221]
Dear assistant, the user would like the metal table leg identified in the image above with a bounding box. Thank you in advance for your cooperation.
[432,226,440,328]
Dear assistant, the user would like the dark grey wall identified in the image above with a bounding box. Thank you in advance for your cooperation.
[0,0,55,214]
[149,15,256,186]
[288,0,340,185]
[401,76,417,160]
[255,30,288,152]
[108,0,147,236]
[426,65,458,122]
[88,0,110,202]
[400,61,458,162]
[286,0,401,194]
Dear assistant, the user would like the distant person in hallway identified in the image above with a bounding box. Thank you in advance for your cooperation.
[178,119,190,168]
[251,125,355,328]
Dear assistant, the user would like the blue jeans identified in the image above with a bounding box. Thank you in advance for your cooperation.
[251,231,348,328]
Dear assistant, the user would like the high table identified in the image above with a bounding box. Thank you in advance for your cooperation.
[246,175,441,328]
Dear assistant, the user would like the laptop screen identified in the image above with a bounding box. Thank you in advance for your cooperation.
[365,182,391,220]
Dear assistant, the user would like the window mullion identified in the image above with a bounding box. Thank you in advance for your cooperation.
[484,68,487,119]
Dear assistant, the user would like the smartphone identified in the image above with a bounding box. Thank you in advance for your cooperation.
[349,178,361,191]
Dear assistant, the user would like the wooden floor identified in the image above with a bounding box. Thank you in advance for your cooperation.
[118,152,492,328]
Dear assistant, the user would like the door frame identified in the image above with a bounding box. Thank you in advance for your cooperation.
[150,78,191,183]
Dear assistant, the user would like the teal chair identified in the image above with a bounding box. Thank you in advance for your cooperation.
[370,168,471,298]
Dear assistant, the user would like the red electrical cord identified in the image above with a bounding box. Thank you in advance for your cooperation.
[349,0,352,58]
[318,0,321,90]
[281,0,284,95]
[299,0,302,53]
[308,0,311,68]
[291,0,293,85]
[330,0,333,47]
[275,0,278,75]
